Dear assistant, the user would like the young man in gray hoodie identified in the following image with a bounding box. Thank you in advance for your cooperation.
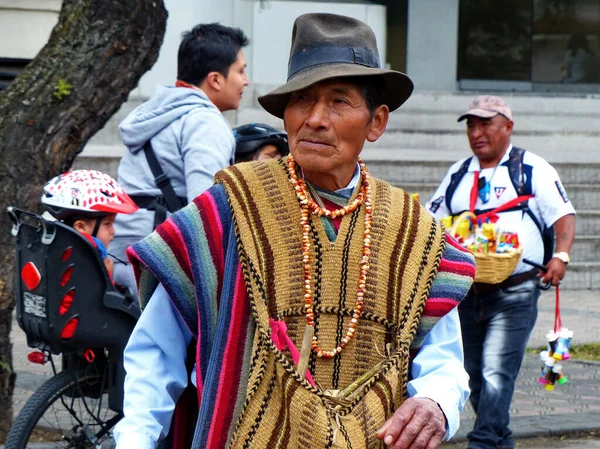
[110,23,249,295]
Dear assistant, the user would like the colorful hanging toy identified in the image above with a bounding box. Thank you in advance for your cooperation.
[537,283,572,391]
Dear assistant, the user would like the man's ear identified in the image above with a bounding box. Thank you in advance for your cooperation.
[204,71,223,92]
[505,119,514,134]
[366,105,390,143]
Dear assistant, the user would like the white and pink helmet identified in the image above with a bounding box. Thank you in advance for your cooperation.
[42,169,138,221]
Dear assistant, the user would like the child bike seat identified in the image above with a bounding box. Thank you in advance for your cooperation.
[8,207,140,355]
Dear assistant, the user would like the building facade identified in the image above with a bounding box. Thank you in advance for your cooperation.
[2,0,599,288]
[5,0,600,97]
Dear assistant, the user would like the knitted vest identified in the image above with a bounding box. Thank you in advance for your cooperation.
[215,159,445,448]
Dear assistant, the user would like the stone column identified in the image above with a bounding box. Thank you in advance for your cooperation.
[406,0,459,92]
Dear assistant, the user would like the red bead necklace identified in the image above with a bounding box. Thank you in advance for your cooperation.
[286,157,373,358]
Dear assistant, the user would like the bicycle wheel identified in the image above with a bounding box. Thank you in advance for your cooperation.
[5,369,121,448]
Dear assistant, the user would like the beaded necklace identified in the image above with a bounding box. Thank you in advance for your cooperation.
[286,157,373,358]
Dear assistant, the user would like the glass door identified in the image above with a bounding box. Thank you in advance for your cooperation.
[458,0,600,93]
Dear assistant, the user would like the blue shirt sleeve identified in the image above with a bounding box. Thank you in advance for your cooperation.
[407,308,470,440]
[114,283,193,449]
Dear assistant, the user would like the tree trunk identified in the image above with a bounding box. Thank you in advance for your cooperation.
[0,0,167,439]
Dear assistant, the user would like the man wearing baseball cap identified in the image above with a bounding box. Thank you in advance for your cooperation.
[427,95,576,449]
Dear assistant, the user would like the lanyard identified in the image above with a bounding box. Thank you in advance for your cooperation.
[469,170,480,212]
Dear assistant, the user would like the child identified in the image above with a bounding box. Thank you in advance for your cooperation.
[41,169,138,277]
[233,123,289,163]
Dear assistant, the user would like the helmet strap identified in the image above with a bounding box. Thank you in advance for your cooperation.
[92,217,103,237]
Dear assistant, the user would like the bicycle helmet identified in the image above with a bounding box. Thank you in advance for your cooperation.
[42,169,138,222]
[233,123,289,158]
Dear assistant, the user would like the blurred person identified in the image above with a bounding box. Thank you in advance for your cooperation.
[233,123,288,163]
[562,33,600,83]
[109,23,249,298]
[426,95,576,449]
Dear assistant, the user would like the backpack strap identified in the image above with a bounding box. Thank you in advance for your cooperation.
[143,141,185,227]
[445,157,472,214]
[506,146,528,195]
[505,146,545,232]
[475,195,534,223]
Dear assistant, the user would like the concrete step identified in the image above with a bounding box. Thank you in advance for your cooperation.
[78,150,600,199]
[72,156,120,180]
[561,262,600,290]
[385,111,600,134]
[366,131,600,162]
[565,210,599,235]
[86,99,145,147]
[393,182,600,212]
[572,236,600,263]
[399,92,600,117]
[362,155,600,185]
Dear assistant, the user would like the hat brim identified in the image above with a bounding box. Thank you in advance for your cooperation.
[458,109,503,122]
[258,63,414,119]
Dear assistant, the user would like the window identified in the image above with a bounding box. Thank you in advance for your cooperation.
[458,0,600,90]
[0,58,31,90]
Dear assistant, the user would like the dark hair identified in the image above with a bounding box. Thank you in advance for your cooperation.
[62,213,106,228]
[178,23,249,86]
[337,76,385,118]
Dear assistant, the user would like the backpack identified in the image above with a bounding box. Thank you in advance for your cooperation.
[444,147,555,264]
[128,141,187,229]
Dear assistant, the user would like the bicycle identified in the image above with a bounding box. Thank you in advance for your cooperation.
[5,207,140,449]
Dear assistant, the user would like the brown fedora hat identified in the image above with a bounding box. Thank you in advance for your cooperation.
[258,13,414,119]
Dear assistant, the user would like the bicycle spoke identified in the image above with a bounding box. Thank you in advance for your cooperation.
[6,369,121,449]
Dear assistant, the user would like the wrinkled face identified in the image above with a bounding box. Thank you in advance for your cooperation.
[75,214,116,248]
[466,115,513,166]
[254,144,282,161]
[283,79,387,188]
[218,50,249,111]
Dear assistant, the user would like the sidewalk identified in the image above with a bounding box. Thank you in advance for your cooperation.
[8,289,600,440]
[455,289,600,442]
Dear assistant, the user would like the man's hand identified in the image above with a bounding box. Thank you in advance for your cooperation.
[540,258,567,287]
[376,397,446,448]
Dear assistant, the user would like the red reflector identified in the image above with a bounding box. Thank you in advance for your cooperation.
[21,262,42,291]
[59,289,75,315]
[61,247,73,262]
[27,352,47,365]
[60,317,79,340]
[60,266,74,287]
[84,349,96,363]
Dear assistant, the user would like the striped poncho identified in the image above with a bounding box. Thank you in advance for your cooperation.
[128,160,475,448]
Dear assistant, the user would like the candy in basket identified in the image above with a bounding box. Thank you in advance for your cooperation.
[441,211,523,284]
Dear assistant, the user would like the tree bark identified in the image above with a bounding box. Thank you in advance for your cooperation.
[0,0,167,439]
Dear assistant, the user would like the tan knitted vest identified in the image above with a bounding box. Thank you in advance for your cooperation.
[215,159,444,449]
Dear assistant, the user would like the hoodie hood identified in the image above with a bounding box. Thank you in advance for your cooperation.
[120,86,218,153]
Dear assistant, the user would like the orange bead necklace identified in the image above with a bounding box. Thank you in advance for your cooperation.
[286,157,373,358]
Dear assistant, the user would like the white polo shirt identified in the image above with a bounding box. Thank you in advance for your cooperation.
[426,145,576,274]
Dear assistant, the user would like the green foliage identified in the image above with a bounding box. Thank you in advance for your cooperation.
[53,78,73,101]
[0,356,12,374]
[527,343,600,362]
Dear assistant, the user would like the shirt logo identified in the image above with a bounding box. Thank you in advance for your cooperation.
[494,187,506,199]
[429,195,444,213]
[555,181,569,203]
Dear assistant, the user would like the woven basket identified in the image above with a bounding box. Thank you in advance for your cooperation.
[449,211,522,284]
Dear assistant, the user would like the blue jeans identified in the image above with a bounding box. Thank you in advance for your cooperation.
[458,280,540,449]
